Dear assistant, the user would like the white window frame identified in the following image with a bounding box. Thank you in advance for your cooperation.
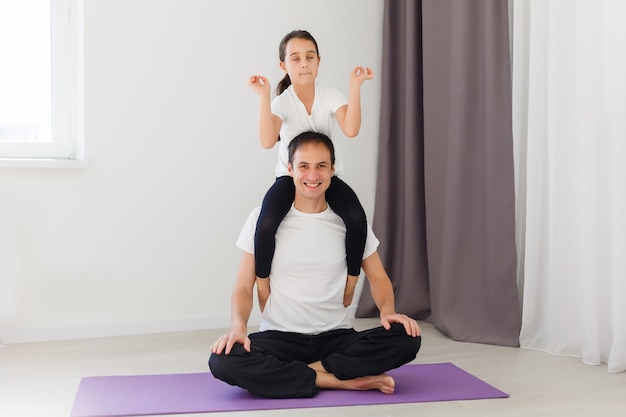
[0,0,84,166]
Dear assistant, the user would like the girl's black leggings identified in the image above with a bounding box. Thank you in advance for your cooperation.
[254,175,367,278]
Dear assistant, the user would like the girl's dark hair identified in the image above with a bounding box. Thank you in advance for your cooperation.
[276,30,319,96]
[288,131,335,166]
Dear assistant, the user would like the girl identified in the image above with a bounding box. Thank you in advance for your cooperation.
[248,30,374,306]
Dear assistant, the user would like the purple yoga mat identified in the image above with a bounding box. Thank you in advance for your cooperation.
[70,362,508,417]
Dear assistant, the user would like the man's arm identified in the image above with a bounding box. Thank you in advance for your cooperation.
[210,251,257,354]
[256,277,270,312]
[362,251,421,337]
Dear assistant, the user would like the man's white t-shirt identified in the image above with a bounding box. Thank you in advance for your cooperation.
[237,205,379,334]
[271,85,347,177]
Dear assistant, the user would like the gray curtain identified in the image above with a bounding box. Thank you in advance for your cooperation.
[357,0,520,347]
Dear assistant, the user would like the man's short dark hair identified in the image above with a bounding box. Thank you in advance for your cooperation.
[287,131,336,166]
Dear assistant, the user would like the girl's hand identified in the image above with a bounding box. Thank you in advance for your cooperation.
[248,75,271,96]
[350,66,375,86]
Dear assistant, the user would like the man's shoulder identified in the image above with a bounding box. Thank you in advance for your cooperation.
[250,205,262,218]
[236,206,262,253]
[239,205,260,222]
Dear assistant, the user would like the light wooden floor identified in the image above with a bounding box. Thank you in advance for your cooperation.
[1,318,625,417]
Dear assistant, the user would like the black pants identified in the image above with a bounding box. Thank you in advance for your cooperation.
[208,324,421,398]
[254,175,367,278]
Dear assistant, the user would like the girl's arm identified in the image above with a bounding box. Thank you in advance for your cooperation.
[249,75,282,148]
[335,66,375,138]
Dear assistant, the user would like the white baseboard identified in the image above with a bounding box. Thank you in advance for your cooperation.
[1,313,262,345]
[1,306,360,345]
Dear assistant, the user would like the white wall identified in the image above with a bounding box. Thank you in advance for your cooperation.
[0,0,384,343]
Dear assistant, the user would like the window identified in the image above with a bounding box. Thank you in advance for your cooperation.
[0,0,83,162]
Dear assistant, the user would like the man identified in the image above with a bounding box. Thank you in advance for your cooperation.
[209,131,421,398]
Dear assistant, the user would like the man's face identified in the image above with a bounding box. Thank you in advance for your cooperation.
[288,142,334,202]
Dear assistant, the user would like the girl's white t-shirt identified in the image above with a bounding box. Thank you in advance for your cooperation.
[237,204,379,334]
[271,85,347,177]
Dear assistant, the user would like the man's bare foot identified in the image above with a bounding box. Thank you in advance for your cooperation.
[308,361,326,373]
[309,361,396,394]
[348,373,396,394]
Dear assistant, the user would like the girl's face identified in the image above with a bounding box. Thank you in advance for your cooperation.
[280,38,320,87]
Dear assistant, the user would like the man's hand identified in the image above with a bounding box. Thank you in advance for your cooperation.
[380,313,421,338]
[210,328,250,355]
